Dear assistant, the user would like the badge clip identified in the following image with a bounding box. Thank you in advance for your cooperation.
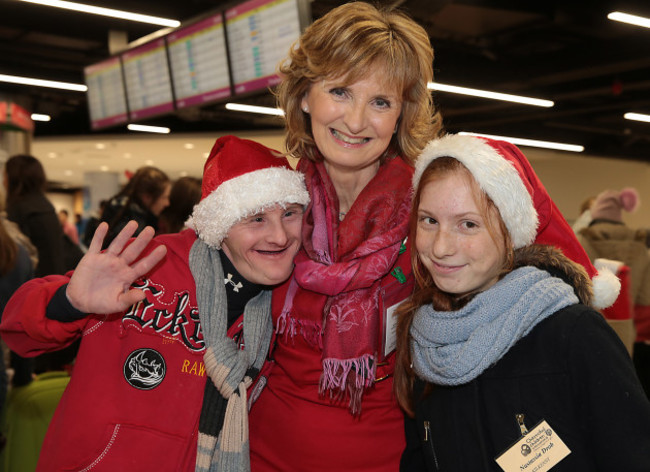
[516,413,528,436]
[391,267,406,284]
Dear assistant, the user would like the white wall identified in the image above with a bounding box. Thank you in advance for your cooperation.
[33,131,650,230]
[526,148,650,229]
[47,192,76,220]
[31,130,289,189]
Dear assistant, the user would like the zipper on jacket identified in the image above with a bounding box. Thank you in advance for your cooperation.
[423,420,440,470]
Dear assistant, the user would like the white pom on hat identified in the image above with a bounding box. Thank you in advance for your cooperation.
[186,135,310,248]
[413,133,620,309]
[592,259,623,309]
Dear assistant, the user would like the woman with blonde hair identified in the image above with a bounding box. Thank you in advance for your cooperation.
[249,2,442,470]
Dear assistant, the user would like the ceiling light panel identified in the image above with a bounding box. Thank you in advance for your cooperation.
[459,132,584,152]
[428,82,554,107]
[17,0,180,27]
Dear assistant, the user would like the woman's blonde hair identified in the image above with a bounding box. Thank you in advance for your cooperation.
[277,1,443,164]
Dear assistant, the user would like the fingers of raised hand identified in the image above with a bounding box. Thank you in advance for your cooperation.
[106,220,139,256]
[88,222,109,254]
[117,288,148,310]
[119,226,156,265]
[130,245,167,279]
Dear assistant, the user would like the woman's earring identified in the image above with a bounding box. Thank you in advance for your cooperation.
[302,106,309,113]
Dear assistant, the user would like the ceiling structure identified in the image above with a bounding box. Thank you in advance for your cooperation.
[2,0,650,185]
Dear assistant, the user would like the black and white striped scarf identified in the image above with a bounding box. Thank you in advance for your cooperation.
[189,239,273,472]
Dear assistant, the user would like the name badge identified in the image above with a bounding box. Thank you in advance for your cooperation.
[382,300,400,358]
[495,420,571,472]
[379,239,411,360]
[380,275,411,360]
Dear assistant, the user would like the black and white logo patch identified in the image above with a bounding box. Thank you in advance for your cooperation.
[123,348,166,390]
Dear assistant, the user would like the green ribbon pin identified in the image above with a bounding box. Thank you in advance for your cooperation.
[391,266,406,284]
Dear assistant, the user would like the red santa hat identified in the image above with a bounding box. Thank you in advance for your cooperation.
[413,133,620,309]
[186,135,310,248]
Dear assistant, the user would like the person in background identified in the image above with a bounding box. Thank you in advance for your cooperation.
[395,134,650,471]
[100,166,171,248]
[571,194,596,234]
[74,213,84,241]
[0,205,34,410]
[0,135,309,471]
[58,209,79,245]
[576,187,650,397]
[3,154,66,388]
[158,176,202,234]
[57,208,85,275]
[0,187,38,272]
[82,199,106,249]
[0,186,37,398]
[248,3,442,470]
[3,154,65,278]
[0,185,34,458]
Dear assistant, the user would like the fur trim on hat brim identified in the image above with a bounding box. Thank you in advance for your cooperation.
[186,167,310,248]
[415,135,538,248]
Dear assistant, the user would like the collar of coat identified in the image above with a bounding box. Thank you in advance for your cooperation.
[514,244,594,308]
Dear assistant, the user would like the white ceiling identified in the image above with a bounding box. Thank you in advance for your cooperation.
[30,129,287,188]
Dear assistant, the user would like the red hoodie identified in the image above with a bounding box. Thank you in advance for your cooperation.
[1,229,243,471]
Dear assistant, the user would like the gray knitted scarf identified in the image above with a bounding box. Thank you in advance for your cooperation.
[189,239,273,472]
[410,266,578,386]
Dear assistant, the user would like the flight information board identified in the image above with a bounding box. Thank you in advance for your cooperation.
[167,13,232,108]
[84,57,128,130]
[122,38,175,121]
[225,0,303,95]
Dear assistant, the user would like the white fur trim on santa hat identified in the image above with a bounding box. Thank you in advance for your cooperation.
[186,166,309,249]
[414,134,539,248]
[592,259,623,309]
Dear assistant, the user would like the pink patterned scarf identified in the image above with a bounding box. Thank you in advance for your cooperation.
[276,156,412,414]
